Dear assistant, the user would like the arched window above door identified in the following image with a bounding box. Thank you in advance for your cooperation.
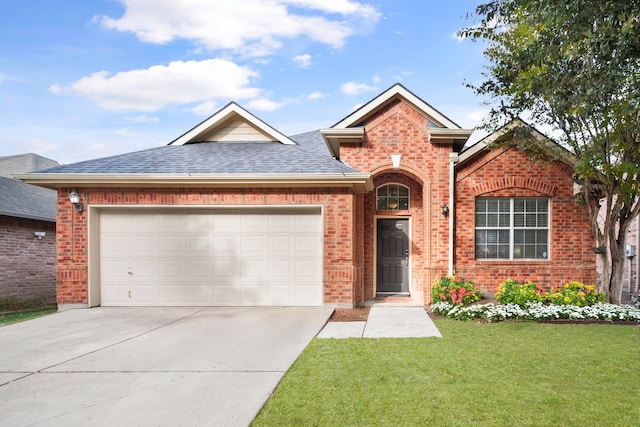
[377,183,410,210]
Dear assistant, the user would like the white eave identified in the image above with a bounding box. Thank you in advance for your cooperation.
[320,127,365,159]
[15,172,374,193]
[429,128,474,142]
[333,83,463,130]
[457,118,576,167]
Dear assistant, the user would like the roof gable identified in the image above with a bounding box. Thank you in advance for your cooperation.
[320,83,473,158]
[458,118,575,168]
[333,83,463,130]
[170,102,296,145]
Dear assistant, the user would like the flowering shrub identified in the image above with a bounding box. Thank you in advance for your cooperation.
[431,276,482,306]
[431,301,640,323]
[495,279,546,307]
[546,281,604,307]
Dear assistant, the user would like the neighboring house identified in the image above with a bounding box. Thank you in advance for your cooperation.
[0,153,59,304]
[18,84,596,309]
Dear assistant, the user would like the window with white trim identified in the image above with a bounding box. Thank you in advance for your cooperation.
[377,184,409,210]
[475,197,549,260]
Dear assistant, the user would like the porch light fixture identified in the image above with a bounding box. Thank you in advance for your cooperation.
[441,203,449,217]
[391,154,401,169]
[69,190,83,212]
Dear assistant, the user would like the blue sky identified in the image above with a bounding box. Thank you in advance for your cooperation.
[0,0,489,165]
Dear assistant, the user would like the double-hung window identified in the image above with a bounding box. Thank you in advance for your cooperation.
[475,197,549,260]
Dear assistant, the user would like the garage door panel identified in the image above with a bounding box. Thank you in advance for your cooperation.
[158,260,186,278]
[102,234,130,255]
[101,259,130,278]
[240,215,268,231]
[296,214,322,232]
[241,286,270,305]
[185,214,211,231]
[214,259,238,278]
[239,259,267,279]
[239,235,266,254]
[212,235,236,255]
[186,260,211,278]
[268,215,295,232]
[157,235,186,254]
[295,235,321,256]
[295,260,322,279]
[213,286,241,304]
[268,260,294,279]
[296,285,322,305]
[100,209,322,306]
[268,235,293,255]
[186,235,210,254]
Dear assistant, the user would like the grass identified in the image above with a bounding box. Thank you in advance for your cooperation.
[0,307,58,326]
[253,319,640,426]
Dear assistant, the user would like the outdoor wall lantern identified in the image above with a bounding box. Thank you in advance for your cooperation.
[69,190,83,212]
[441,203,449,217]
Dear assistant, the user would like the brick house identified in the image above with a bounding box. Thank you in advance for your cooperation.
[19,84,596,309]
[0,154,59,304]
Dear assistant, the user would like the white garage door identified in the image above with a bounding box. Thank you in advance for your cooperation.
[99,208,323,306]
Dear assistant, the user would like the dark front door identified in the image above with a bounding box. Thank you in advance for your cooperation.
[376,219,409,294]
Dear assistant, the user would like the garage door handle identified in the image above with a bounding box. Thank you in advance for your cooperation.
[128,271,133,276]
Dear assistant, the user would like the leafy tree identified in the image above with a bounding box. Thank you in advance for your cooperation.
[460,0,640,303]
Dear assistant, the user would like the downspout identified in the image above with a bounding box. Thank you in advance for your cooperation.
[448,153,459,276]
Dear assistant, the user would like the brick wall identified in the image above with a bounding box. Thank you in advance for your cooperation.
[455,146,596,294]
[0,216,56,302]
[340,99,452,304]
[55,187,358,307]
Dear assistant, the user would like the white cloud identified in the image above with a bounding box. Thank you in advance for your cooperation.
[115,128,137,136]
[293,53,312,68]
[191,101,218,116]
[50,59,260,112]
[246,98,285,111]
[98,0,381,57]
[340,81,376,96]
[307,91,328,100]
[125,114,159,123]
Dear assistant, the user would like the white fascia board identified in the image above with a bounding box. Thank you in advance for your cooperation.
[320,127,365,159]
[170,102,296,146]
[332,84,462,130]
[15,172,374,193]
[457,118,575,167]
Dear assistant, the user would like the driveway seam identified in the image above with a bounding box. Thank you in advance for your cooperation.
[37,307,207,373]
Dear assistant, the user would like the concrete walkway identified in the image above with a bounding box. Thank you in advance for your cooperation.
[318,305,442,339]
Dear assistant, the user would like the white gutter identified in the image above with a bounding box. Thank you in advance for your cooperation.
[448,152,459,276]
[15,172,374,193]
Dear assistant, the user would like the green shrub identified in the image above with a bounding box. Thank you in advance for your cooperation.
[546,281,604,307]
[432,276,482,306]
[495,279,545,307]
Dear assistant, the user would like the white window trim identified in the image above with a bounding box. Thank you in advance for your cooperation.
[376,183,410,211]
[475,197,550,261]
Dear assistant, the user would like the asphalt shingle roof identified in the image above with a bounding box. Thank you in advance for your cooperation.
[38,138,354,175]
[0,176,57,222]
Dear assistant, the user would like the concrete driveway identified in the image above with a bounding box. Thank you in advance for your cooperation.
[0,307,332,427]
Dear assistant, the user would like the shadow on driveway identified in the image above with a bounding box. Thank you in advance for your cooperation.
[0,307,332,426]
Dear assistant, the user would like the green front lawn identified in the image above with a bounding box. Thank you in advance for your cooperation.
[0,308,57,326]
[253,320,639,426]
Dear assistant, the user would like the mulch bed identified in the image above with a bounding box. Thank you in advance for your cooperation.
[329,307,370,322]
